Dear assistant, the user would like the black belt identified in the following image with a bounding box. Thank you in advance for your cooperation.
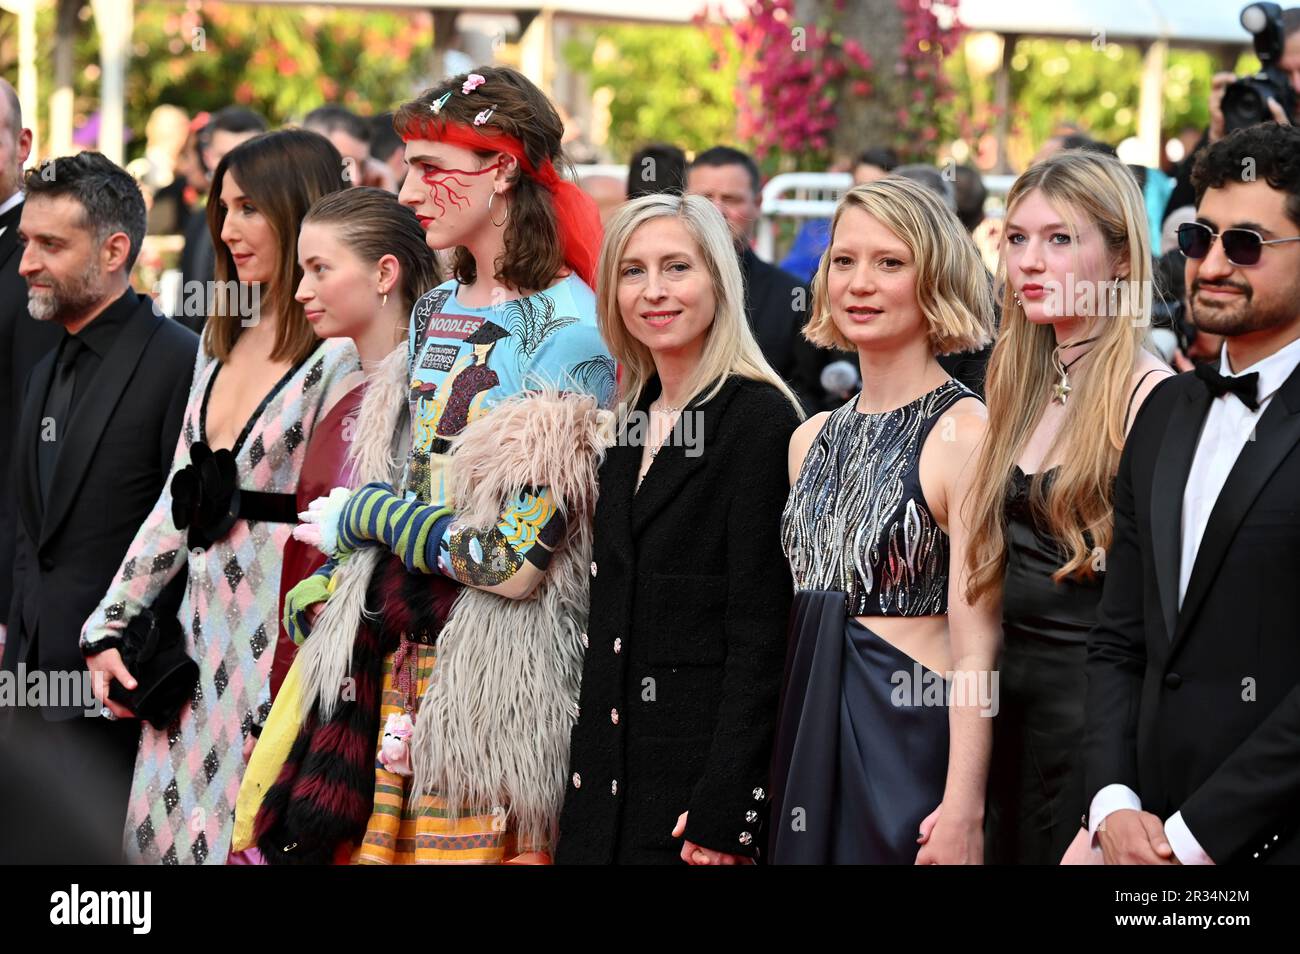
[176,486,299,551]
[171,441,301,551]
[236,489,300,524]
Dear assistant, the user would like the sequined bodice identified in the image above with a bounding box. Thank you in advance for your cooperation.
[781,379,975,616]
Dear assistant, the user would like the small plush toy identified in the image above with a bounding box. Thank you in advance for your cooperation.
[379,712,414,776]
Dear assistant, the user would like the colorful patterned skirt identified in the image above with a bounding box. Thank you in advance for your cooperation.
[351,643,519,864]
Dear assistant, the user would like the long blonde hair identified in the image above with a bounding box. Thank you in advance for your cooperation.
[964,150,1155,602]
[595,193,804,417]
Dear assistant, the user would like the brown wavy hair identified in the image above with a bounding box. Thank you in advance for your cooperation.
[204,128,347,363]
[393,65,568,293]
[963,150,1155,603]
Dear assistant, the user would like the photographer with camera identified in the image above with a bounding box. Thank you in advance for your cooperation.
[1161,4,1298,368]
[1209,5,1300,141]
[1166,5,1298,219]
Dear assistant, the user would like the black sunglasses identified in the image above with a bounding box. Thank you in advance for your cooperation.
[1177,221,1300,267]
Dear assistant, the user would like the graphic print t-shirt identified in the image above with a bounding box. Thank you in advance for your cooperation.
[402,274,615,585]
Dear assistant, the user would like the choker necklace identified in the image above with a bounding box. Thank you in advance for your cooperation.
[1051,335,1100,404]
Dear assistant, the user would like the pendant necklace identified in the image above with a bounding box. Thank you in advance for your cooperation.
[1052,335,1101,404]
[637,399,683,490]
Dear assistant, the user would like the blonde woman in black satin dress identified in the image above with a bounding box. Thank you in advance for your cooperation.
[962,150,1172,864]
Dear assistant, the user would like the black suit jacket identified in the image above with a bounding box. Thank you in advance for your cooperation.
[1085,364,1300,864]
[0,197,64,625]
[740,248,822,411]
[556,375,800,863]
[176,207,213,335]
[2,290,197,719]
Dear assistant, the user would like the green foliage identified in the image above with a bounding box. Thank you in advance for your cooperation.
[562,23,740,161]
[943,35,1253,164]
[24,2,435,162]
[6,1,1258,172]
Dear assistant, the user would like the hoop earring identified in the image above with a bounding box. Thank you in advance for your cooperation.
[1012,293,1023,308]
[487,190,508,228]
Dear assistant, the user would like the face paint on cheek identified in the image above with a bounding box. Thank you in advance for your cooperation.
[420,161,502,219]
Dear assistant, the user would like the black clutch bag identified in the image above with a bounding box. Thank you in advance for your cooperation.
[110,570,197,730]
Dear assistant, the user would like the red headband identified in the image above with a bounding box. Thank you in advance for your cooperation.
[403,120,602,289]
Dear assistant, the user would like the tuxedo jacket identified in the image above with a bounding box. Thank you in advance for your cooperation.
[2,291,197,719]
[1084,364,1300,864]
[0,197,63,622]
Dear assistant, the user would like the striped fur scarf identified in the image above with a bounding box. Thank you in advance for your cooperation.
[254,344,612,862]
[253,554,458,863]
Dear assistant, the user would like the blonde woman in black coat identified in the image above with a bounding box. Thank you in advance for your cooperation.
[555,194,804,865]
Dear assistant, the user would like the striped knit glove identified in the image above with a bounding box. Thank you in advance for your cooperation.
[336,481,454,575]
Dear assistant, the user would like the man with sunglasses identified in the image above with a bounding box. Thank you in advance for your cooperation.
[1085,122,1300,865]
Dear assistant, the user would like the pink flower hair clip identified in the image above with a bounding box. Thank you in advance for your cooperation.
[473,106,496,126]
[462,73,486,94]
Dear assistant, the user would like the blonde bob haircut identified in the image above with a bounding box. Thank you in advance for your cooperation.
[596,192,805,418]
[804,176,994,355]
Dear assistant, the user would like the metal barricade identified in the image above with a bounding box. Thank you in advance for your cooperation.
[571,164,1018,264]
[757,170,1017,263]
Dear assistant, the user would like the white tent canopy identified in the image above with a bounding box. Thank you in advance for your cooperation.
[957,0,1252,45]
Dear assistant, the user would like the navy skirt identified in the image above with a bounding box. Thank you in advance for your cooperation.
[769,590,950,864]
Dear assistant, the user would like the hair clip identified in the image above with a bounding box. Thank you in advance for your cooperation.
[429,91,453,114]
[462,73,486,94]
[473,106,496,127]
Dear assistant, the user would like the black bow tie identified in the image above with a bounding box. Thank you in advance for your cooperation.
[1195,363,1260,411]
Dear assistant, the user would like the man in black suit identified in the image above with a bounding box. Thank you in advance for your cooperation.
[0,152,197,861]
[686,146,822,411]
[1084,123,1300,865]
[0,80,62,664]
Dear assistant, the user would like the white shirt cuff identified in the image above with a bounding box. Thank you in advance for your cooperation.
[1165,811,1215,865]
[1088,784,1142,844]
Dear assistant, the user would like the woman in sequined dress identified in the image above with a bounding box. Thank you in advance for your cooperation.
[770,177,1001,864]
[962,151,1172,865]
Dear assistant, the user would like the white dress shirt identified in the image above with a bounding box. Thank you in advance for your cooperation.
[1090,335,1300,864]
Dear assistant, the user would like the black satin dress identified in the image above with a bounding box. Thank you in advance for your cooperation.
[984,467,1102,865]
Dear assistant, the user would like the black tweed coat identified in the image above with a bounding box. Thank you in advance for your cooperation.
[555,374,800,864]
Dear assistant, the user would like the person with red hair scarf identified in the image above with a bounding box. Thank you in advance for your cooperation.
[251,67,615,865]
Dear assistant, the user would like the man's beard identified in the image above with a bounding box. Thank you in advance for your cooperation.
[1188,274,1300,337]
[27,258,104,323]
